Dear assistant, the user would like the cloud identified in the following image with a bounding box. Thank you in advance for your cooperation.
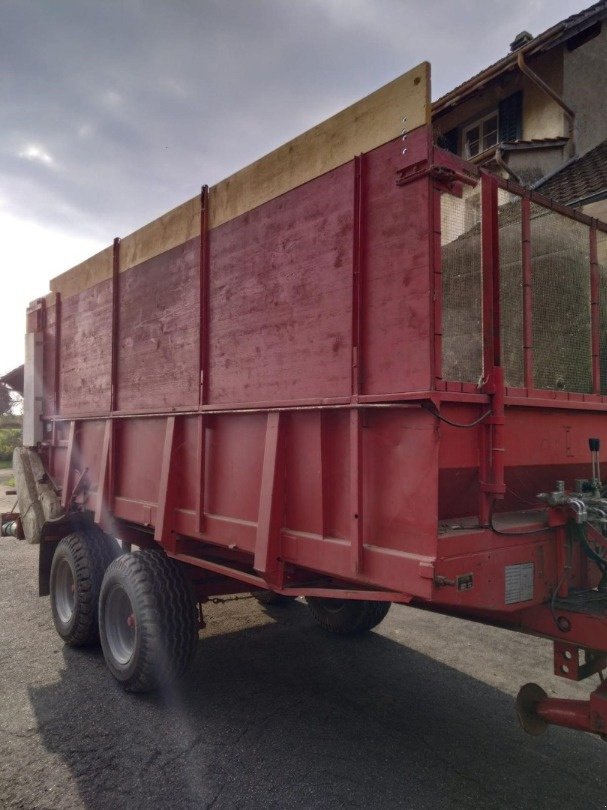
[1,0,587,245]
[18,144,55,166]
[0,0,591,373]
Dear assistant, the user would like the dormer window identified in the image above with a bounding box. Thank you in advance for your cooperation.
[463,112,499,158]
[438,91,522,159]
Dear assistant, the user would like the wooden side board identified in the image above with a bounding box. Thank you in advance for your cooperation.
[50,246,113,299]
[50,61,430,298]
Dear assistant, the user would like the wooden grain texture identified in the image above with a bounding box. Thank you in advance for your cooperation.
[42,300,57,416]
[208,162,354,404]
[116,237,200,412]
[119,196,200,277]
[50,63,429,296]
[50,246,113,299]
[59,278,112,414]
[361,128,433,394]
[208,62,429,231]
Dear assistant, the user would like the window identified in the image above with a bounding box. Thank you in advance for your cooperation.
[463,112,499,158]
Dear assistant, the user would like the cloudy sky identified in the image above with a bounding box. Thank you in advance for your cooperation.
[0,0,589,375]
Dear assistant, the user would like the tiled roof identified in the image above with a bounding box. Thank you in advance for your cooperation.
[501,137,569,148]
[535,139,607,203]
[0,365,24,395]
[433,0,607,112]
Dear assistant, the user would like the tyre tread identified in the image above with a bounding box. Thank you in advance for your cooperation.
[50,527,121,646]
[306,597,391,636]
[100,550,197,693]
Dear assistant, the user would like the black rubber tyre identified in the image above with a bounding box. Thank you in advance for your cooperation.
[99,550,198,693]
[306,597,391,636]
[49,527,122,646]
[253,590,296,606]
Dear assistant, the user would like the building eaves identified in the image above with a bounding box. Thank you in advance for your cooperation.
[432,0,607,116]
[501,137,569,151]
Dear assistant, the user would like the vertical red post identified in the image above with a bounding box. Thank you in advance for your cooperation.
[94,420,112,530]
[590,226,600,394]
[350,408,363,574]
[53,294,62,416]
[155,416,179,551]
[481,173,500,371]
[522,197,534,390]
[61,420,76,509]
[317,410,327,539]
[254,412,286,586]
[431,180,443,387]
[479,174,503,523]
[197,186,210,532]
[199,185,210,406]
[478,423,490,527]
[351,155,364,398]
[108,237,120,515]
[110,237,120,412]
[195,414,206,533]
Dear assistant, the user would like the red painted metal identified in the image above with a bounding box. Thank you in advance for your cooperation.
[352,153,364,398]
[32,124,607,736]
[532,680,607,736]
[253,411,286,587]
[199,185,209,406]
[349,408,363,575]
[60,421,75,509]
[521,197,533,390]
[590,226,600,394]
[110,237,120,412]
[94,420,111,529]
[154,416,179,551]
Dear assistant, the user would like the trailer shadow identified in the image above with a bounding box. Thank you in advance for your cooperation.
[28,600,605,809]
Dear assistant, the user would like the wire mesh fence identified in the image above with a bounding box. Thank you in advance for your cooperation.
[440,185,482,383]
[529,204,591,393]
[440,180,597,394]
[498,188,524,388]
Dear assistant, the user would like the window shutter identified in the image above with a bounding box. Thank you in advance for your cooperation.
[438,127,459,154]
[498,92,522,142]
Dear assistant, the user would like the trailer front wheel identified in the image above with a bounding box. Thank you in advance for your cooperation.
[306,597,390,635]
[99,550,198,693]
[49,528,121,646]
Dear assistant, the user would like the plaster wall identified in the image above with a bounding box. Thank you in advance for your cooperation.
[563,23,607,157]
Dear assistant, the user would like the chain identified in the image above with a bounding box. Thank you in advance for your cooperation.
[208,593,255,605]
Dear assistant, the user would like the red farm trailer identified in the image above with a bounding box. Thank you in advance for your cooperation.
[7,62,607,738]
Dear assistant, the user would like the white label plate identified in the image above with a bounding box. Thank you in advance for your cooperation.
[505,563,534,604]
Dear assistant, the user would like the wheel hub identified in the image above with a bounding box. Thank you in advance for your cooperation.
[105,585,137,665]
[54,558,76,625]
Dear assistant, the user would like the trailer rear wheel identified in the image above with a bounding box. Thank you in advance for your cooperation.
[306,597,390,635]
[49,528,121,646]
[99,550,198,693]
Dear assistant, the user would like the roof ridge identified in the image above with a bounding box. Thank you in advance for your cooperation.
[433,0,607,112]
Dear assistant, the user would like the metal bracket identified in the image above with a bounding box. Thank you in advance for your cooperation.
[554,641,607,681]
[395,162,478,197]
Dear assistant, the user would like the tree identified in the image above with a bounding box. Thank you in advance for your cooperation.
[0,384,11,416]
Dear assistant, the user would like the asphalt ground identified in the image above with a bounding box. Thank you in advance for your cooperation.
[1,470,606,809]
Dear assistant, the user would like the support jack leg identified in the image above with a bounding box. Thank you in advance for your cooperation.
[517,681,607,739]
